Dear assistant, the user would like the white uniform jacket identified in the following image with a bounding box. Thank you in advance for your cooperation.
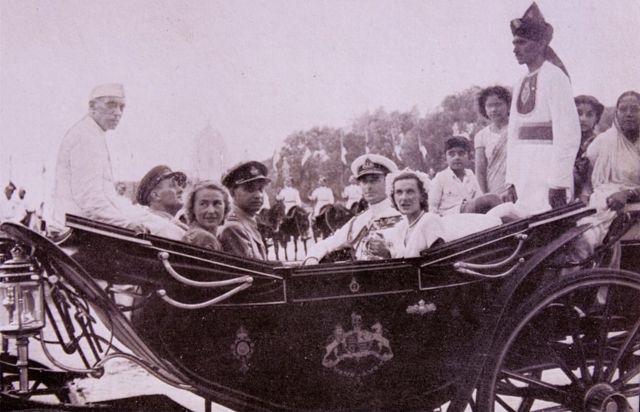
[305,197,402,261]
[277,187,302,214]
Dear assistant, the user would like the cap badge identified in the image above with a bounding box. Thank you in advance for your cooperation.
[249,166,260,176]
[362,158,374,170]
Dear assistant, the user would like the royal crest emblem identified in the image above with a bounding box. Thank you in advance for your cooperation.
[231,326,254,373]
[322,312,393,378]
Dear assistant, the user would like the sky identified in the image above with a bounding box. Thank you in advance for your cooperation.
[1,0,639,204]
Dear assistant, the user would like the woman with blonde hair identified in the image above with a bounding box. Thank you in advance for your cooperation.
[182,180,230,251]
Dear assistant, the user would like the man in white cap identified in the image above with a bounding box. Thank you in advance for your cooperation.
[50,83,185,239]
[304,154,402,263]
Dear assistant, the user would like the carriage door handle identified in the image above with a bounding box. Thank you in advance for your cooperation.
[156,251,253,309]
[453,234,527,278]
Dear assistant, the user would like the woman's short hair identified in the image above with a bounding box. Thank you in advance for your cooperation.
[575,95,605,125]
[477,86,512,119]
[389,171,429,211]
[183,180,230,225]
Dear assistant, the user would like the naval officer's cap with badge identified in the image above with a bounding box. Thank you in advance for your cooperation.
[351,154,398,180]
[222,161,271,190]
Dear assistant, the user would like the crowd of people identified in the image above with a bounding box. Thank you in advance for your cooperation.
[5,4,638,267]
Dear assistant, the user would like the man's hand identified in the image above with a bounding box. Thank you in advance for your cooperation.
[127,221,149,234]
[366,236,391,259]
[502,184,518,203]
[548,188,567,209]
[606,191,630,212]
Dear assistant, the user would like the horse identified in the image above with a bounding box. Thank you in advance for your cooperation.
[278,203,310,261]
[312,198,370,241]
[256,204,285,260]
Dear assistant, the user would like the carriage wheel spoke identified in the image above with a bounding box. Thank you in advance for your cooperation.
[501,370,568,398]
[593,286,613,382]
[545,341,583,388]
[571,330,592,385]
[621,383,640,397]
[495,395,517,412]
[605,315,640,382]
[616,363,640,386]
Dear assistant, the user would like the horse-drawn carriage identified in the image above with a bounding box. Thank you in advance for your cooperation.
[1,202,640,411]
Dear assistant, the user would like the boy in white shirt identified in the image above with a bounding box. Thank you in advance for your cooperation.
[429,137,500,216]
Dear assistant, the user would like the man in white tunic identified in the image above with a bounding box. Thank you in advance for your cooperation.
[309,176,335,218]
[50,83,185,239]
[495,3,580,219]
[304,154,402,263]
[276,177,303,215]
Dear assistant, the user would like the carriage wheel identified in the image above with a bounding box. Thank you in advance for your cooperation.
[477,268,640,412]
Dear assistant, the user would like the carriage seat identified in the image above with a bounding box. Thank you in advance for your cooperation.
[439,213,502,243]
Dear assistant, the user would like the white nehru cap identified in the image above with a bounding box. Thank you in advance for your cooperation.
[89,83,125,101]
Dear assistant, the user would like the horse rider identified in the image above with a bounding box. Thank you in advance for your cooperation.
[342,175,363,211]
[277,177,303,216]
[303,154,403,263]
[309,176,335,219]
[219,161,271,260]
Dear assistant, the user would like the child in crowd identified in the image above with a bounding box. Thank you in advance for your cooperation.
[429,136,501,216]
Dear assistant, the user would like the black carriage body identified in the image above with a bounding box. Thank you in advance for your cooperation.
[0,204,600,411]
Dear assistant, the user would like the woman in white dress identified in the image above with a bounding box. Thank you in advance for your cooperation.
[368,170,446,258]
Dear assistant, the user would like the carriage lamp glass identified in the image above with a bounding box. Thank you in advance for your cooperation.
[0,246,45,334]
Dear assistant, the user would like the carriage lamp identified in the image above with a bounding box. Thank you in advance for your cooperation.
[0,243,45,394]
[0,244,45,335]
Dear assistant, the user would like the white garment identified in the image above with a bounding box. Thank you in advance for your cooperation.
[474,125,508,194]
[342,184,363,210]
[305,197,402,261]
[428,167,481,216]
[50,115,185,239]
[309,186,335,216]
[0,195,21,223]
[505,61,581,215]
[387,212,446,258]
[277,186,302,214]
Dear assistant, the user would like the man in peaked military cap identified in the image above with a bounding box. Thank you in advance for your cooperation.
[136,165,188,231]
[304,154,402,264]
[219,161,271,260]
[493,2,580,220]
[50,83,185,240]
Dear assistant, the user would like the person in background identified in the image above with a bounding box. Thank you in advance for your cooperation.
[50,83,185,240]
[573,95,605,203]
[0,182,19,222]
[219,161,271,260]
[570,91,640,265]
[136,165,188,231]
[304,154,402,263]
[182,180,229,251]
[429,137,501,216]
[475,86,511,197]
[498,3,580,219]
[276,177,302,215]
[309,176,335,219]
[342,175,363,212]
